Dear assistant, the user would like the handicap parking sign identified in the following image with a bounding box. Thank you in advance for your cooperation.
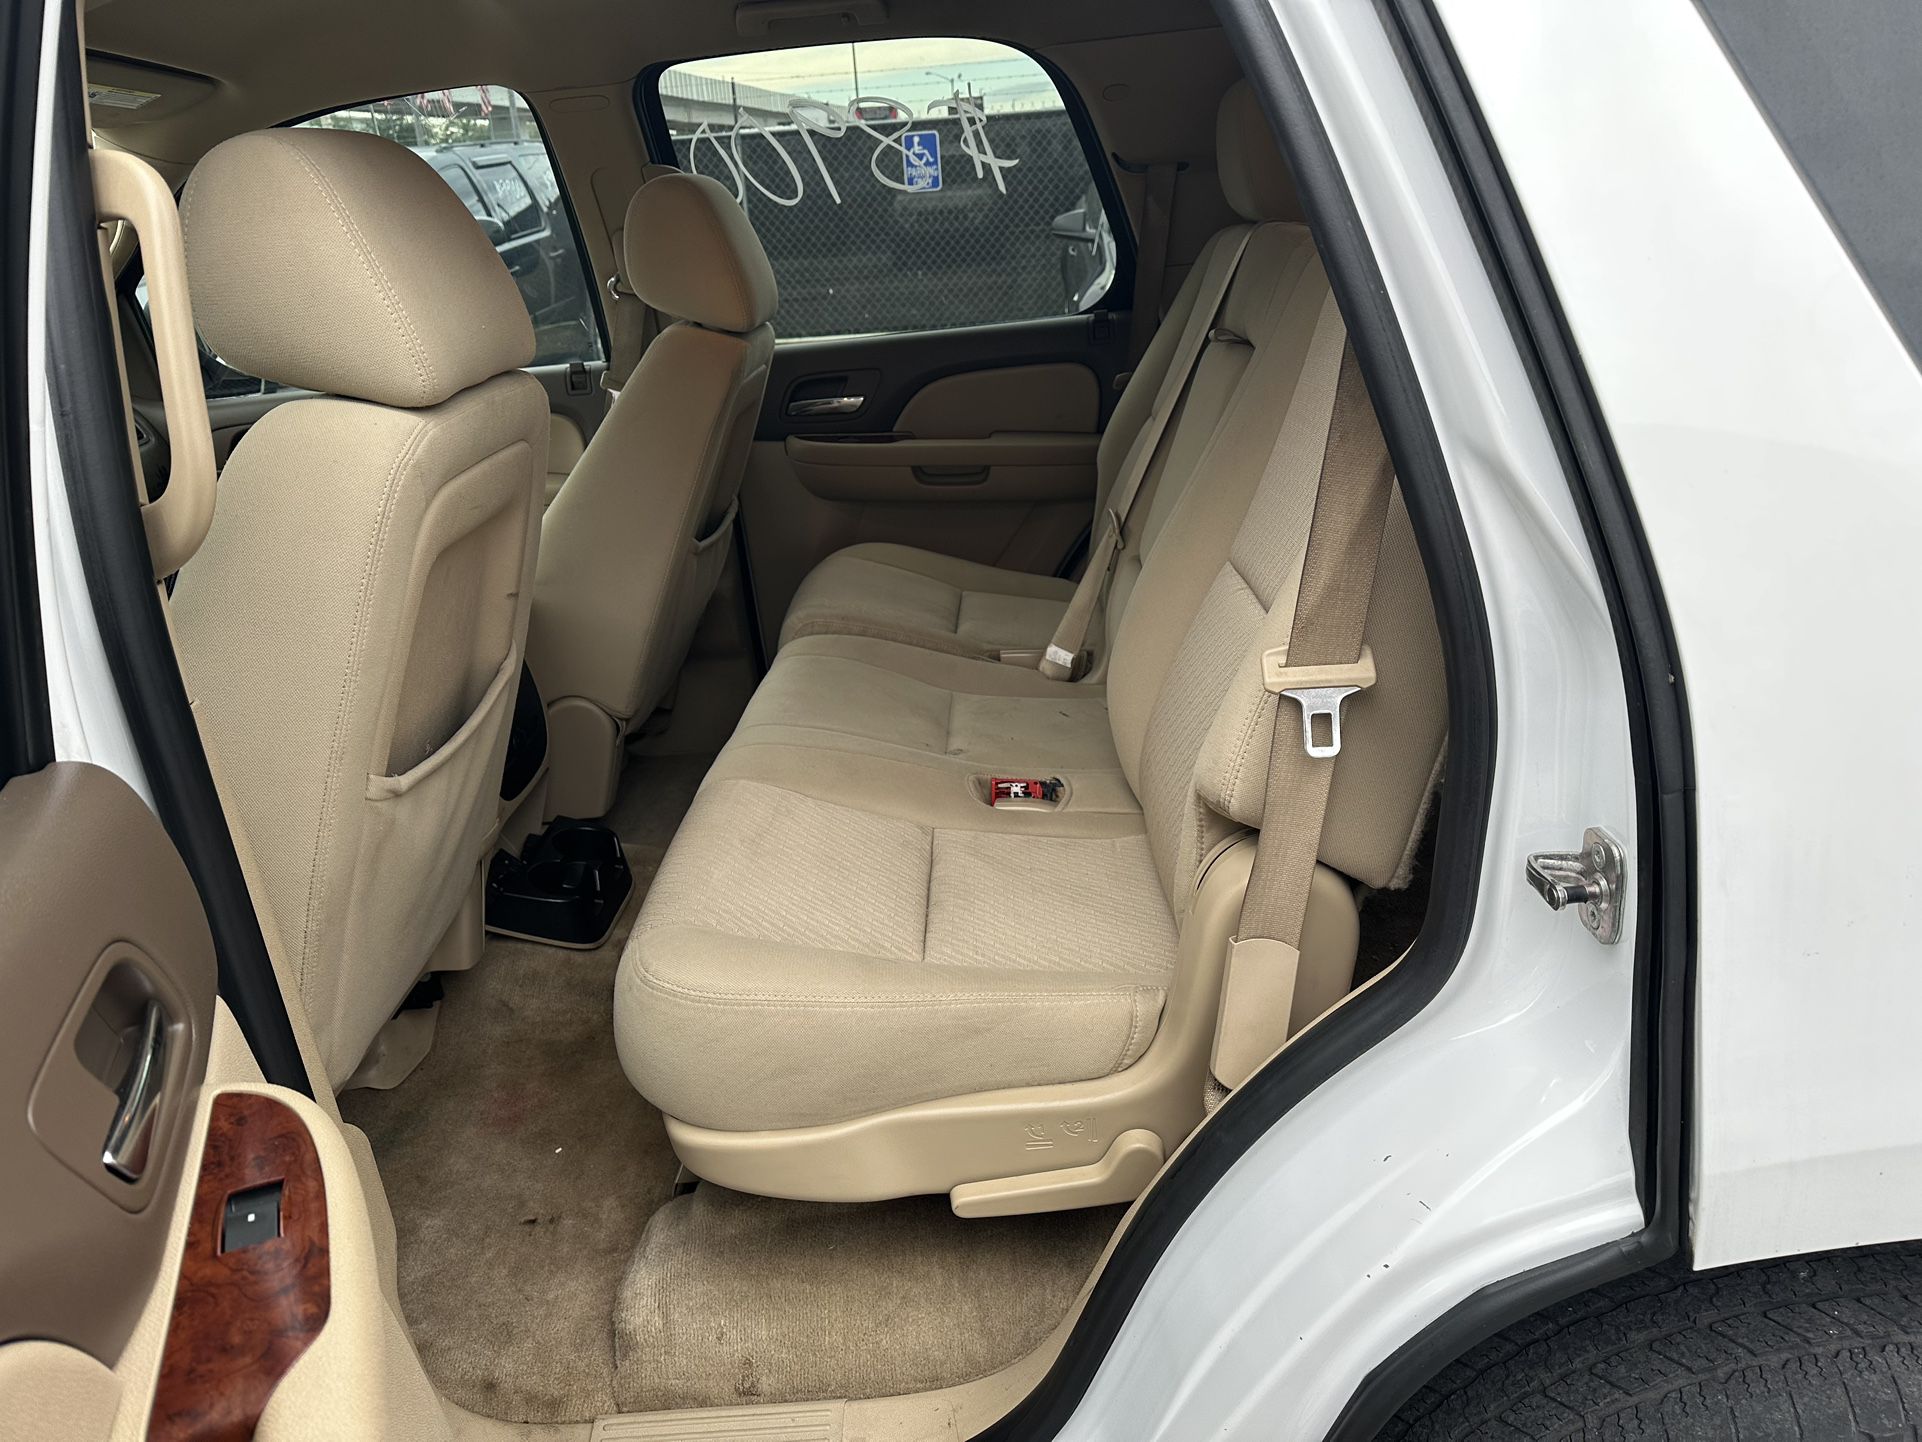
[902,129,941,192]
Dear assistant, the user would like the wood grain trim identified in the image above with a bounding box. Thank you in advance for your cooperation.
[149,1092,330,1441]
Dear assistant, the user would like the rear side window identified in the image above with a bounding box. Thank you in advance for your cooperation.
[651,39,1119,339]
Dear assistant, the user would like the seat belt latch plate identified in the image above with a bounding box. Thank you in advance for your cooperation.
[1263,645,1376,759]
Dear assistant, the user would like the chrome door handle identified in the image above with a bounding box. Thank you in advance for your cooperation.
[102,998,169,1182]
[787,395,866,417]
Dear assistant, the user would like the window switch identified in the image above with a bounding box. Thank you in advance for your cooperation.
[220,1181,283,1253]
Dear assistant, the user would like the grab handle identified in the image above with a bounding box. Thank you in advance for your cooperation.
[91,149,216,579]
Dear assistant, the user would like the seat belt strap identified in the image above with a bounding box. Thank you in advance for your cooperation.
[1126,161,1179,371]
[1038,223,1257,681]
[1211,340,1395,1089]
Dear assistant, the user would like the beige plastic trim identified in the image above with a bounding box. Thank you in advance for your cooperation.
[427,866,486,975]
[593,1405,842,1440]
[90,148,216,580]
[950,1128,1165,1218]
[1209,936,1301,1088]
[663,842,1360,1210]
[0,1341,122,1442]
[339,1004,439,1092]
[1261,642,1377,694]
[497,769,551,857]
[541,695,625,820]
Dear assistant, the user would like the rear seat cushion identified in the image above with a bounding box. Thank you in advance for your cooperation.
[778,543,1077,657]
[616,775,1175,1131]
[732,633,1122,776]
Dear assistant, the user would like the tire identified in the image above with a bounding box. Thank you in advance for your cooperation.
[1383,1244,1922,1440]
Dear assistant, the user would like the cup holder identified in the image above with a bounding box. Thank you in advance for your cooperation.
[484,817,634,949]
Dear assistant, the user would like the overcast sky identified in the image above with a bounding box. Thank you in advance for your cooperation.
[673,37,1058,114]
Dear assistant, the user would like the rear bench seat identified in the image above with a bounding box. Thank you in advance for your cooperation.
[612,83,1449,1212]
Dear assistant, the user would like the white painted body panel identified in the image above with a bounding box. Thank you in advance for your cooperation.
[1057,1,1644,1435]
[1442,0,1922,1267]
[26,3,150,805]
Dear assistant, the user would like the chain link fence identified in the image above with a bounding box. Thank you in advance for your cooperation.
[669,108,1115,339]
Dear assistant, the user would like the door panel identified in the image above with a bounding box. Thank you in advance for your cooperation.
[783,434,1099,503]
[760,314,1123,441]
[0,762,216,1361]
[743,314,1123,643]
[0,765,455,1437]
[894,361,1100,435]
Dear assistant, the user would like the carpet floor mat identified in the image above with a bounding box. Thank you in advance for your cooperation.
[612,1183,1120,1412]
[339,753,708,1423]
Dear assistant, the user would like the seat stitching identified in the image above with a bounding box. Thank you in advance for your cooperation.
[298,412,432,994]
[1111,989,1151,1072]
[267,135,438,406]
[780,615,991,656]
[834,552,982,587]
[691,186,754,328]
[606,330,755,718]
[730,721,949,752]
[760,649,1089,702]
[626,964,1163,1011]
[922,825,937,964]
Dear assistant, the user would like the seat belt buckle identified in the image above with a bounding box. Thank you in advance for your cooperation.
[1041,644,1091,680]
[1262,645,1376,759]
[989,776,1064,807]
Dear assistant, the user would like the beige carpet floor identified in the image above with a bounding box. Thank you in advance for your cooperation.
[339,753,708,1423]
[612,1186,1121,1413]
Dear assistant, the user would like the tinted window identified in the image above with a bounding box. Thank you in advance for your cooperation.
[1696,0,1922,365]
[477,161,541,238]
[436,163,489,221]
[653,39,1117,339]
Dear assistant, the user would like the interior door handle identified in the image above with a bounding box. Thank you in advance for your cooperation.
[787,395,866,417]
[102,997,170,1183]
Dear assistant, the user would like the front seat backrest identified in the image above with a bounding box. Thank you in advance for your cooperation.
[173,128,548,1087]
[528,172,777,815]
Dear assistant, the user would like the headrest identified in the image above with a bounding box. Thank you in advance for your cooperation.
[1217,79,1301,223]
[181,129,534,409]
[623,172,778,334]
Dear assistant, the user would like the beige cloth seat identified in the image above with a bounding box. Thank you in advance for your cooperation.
[615,251,1449,1145]
[777,79,1302,662]
[172,129,548,1087]
[528,173,777,817]
[727,211,1323,795]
